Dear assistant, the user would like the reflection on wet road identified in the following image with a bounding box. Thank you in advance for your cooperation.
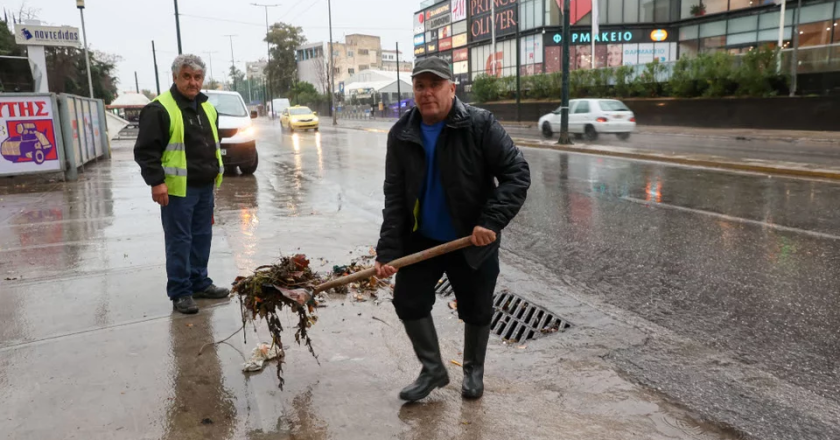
[1,117,837,439]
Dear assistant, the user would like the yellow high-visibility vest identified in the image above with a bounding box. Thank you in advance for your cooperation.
[154,91,223,197]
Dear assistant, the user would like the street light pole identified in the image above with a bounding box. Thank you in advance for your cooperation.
[396,42,402,118]
[174,0,183,54]
[77,1,94,98]
[204,51,218,84]
[224,34,237,91]
[328,0,337,126]
[790,0,802,96]
[251,3,279,118]
[558,0,572,145]
[152,40,161,95]
[135,71,139,93]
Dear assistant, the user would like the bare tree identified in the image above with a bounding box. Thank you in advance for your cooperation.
[314,57,330,95]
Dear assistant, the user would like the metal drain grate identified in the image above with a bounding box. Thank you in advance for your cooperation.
[435,277,570,342]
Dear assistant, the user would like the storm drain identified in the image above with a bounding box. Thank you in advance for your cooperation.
[435,277,570,342]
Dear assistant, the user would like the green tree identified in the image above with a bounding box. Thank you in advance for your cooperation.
[290,81,323,106]
[205,78,221,90]
[229,65,245,92]
[45,47,120,103]
[0,20,24,56]
[265,22,306,97]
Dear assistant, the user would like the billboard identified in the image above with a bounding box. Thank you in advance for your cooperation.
[414,13,425,34]
[469,0,518,42]
[414,33,426,46]
[425,2,451,31]
[452,0,467,21]
[439,37,453,51]
[453,48,469,62]
[14,24,81,48]
[452,33,468,48]
[0,96,61,175]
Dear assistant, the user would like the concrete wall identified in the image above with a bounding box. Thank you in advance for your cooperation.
[477,97,840,132]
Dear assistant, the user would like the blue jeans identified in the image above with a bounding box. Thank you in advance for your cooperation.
[160,185,215,300]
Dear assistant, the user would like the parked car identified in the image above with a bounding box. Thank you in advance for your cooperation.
[538,99,636,141]
[204,89,259,175]
[280,106,319,132]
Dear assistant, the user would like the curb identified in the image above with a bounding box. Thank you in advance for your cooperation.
[512,138,840,181]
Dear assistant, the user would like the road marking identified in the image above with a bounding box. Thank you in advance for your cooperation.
[623,197,840,241]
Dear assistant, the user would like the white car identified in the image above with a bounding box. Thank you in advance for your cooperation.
[538,99,636,141]
[203,90,259,175]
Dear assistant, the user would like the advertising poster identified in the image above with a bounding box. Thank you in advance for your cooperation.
[82,100,96,161]
[0,95,61,175]
[91,105,103,157]
[452,33,468,48]
[414,13,425,34]
[452,0,467,21]
[65,98,83,165]
[425,2,452,32]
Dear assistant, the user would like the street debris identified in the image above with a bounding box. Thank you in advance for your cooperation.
[242,342,284,372]
[451,360,462,367]
[448,300,458,310]
[232,254,321,390]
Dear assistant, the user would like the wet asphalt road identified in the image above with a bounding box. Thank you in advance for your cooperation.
[503,125,840,166]
[2,117,839,439]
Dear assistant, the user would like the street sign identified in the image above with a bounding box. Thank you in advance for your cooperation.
[14,24,82,48]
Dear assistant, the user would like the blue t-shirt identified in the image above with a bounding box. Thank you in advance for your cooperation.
[418,121,458,242]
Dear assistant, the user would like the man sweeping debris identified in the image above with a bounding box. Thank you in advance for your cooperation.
[374,57,531,401]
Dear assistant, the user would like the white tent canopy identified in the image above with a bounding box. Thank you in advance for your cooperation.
[107,93,151,108]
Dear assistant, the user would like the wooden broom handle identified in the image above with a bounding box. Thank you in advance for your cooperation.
[313,236,474,293]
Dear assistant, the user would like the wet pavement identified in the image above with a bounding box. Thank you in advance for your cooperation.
[1,117,838,439]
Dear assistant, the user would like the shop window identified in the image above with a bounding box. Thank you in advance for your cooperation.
[701,35,727,52]
[679,40,700,58]
[681,0,700,19]
[348,68,355,75]
[624,0,639,22]
[700,20,727,37]
[834,21,840,43]
[729,16,758,33]
[758,27,792,45]
[705,0,728,15]
[546,0,561,26]
[729,0,762,12]
[800,3,835,24]
[545,46,561,73]
[797,21,833,47]
[759,10,794,29]
[680,25,699,41]
[727,32,758,46]
[654,0,672,22]
[641,0,654,21]
[519,0,543,30]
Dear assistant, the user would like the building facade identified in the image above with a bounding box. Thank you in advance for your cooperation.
[380,50,414,71]
[296,34,383,93]
[414,0,840,95]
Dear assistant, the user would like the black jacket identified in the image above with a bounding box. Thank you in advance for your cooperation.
[376,97,531,269]
[134,84,219,188]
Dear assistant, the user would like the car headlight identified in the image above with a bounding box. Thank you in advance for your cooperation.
[312,116,319,122]
[239,126,256,138]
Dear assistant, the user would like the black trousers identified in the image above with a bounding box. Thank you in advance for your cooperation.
[393,235,500,326]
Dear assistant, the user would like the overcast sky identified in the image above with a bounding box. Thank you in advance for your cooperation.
[8,0,419,95]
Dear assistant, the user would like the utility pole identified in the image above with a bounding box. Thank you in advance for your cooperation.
[396,42,402,118]
[204,51,218,84]
[790,0,802,96]
[558,0,572,145]
[251,3,279,118]
[777,0,787,72]
[224,35,237,91]
[134,71,139,93]
[152,40,161,95]
[76,0,94,98]
[174,0,182,54]
[515,23,521,122]
[328,0,337,125]
[491,0,496,77]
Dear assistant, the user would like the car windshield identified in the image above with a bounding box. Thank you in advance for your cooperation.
[206,93,247,117]
[599,100,630,111]
[290,107,312,115]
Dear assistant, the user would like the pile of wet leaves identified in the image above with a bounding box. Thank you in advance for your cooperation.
[231,251,394,389]
[231,254,322,390]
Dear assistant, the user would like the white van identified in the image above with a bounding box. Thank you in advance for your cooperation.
[270,98,290,118]
[203,90,259,175]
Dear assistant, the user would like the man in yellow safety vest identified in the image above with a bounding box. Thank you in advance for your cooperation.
[134,54,228,314]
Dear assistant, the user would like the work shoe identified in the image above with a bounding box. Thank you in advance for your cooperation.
[461,324,491,399]
[193,284,230,299]
[172,296,199,314]
[399,316,450,402]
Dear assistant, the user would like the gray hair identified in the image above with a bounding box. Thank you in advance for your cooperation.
[171,54,206,75]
